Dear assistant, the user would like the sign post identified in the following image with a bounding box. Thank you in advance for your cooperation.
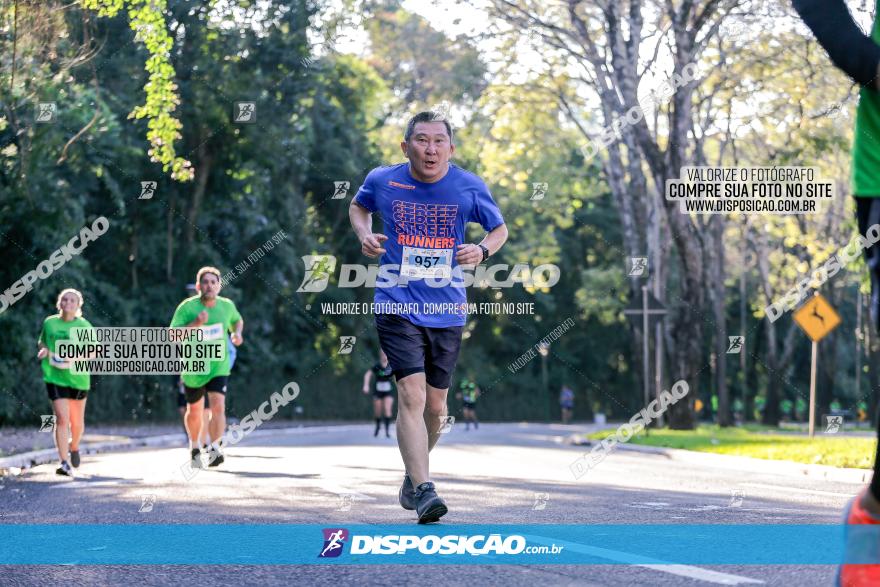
[792,293,841,438]
[624,288,668,434]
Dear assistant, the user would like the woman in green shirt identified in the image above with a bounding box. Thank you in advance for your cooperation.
[36,289,93,477]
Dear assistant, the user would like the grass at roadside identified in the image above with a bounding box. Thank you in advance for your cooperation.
[585,425,877,469]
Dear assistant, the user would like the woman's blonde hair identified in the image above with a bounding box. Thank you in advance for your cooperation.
[56,288,84,318]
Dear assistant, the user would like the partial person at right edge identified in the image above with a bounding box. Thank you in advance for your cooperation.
[791,2,880,584]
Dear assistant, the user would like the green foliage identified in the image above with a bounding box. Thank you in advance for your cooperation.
[7,1,865,431]
[586,425,877,469]
[81,0,193,181]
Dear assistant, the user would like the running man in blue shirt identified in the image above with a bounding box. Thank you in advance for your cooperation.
[349,111,508,523]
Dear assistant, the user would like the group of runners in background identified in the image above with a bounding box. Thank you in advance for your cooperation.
[37,271,488,479]
[36,266,244,477]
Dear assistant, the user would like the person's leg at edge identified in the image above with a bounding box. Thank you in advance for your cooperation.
[373,397,382,436]
[52,398,70,463]
[207,391,226,447]
[856,196,880,516]
[396,372,430,487]
[201,394,212,447]
[383,395,394,436]
[425,383,448,452]
[68,396,87,452]
[866,403,880,514]
[184,394,205,450]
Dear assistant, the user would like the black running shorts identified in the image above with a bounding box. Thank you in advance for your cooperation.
[375,313,463,390]
[184,376,228,404]
[46,383,88,401]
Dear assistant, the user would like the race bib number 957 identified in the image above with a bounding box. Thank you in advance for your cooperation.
[401,246,452,279]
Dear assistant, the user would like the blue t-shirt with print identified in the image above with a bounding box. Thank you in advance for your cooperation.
[354,162,504,327]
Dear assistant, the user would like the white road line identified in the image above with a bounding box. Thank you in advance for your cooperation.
[314,483,376,500]
[742,482,856,498]
[639,564,763,585]
[52,479,137,489]
[525,534,764,585]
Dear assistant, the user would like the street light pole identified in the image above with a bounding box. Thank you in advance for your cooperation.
[539,343,550,422]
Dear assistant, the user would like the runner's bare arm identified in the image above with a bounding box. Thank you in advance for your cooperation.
[793,0,880,89]
[231,319,243,346]
[363,369,372,393]
[480,223,509,256]
[349,199,387,258]
[455,222,509,264]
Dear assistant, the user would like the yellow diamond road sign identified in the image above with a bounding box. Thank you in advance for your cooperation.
[793,294,841,342]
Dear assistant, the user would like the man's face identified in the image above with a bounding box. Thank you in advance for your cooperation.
[401,121,454,183]
[198,272,221,299]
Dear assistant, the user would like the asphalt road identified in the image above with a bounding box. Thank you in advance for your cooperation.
[0,422,856,586]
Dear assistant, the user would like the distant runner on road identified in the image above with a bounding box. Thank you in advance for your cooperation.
[170,266,243,470]
[363,349,396,438]
[174,282,211,447]
[559,384,574,424]
[37,288,93,477]
[456,378,480,431]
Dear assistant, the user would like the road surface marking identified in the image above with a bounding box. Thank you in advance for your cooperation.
[52,479,138,489]
[525,534,764,585]
[742,483,855,498]
[640,564,763,585]
[315,483,375,500]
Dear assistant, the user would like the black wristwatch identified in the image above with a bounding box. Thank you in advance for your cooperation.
[478,244,490,262]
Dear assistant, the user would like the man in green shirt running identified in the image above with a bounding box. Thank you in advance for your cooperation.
[170,266,243,469]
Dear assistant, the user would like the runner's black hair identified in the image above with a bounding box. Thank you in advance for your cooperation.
[404,111,454,144]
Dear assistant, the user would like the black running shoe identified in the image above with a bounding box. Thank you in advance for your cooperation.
[70,450,80,468]
[56,461,73,477]
[208,449,224,467]
[190,448,203,469]
[415,482,447,524]
[399,474,417,510]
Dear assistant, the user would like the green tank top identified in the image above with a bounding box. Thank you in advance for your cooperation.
[853,3,880,196]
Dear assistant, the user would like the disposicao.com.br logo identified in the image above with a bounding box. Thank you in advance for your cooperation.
[319,528,349,558]
[318,529,563,558]
[297,255,560,292]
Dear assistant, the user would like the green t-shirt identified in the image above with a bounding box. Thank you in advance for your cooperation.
[38,315,93,390]
[170,296,242,388]
[854,5,880,196]
[462,383,477,403]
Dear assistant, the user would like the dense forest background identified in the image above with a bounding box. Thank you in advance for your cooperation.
[0,0,873,428]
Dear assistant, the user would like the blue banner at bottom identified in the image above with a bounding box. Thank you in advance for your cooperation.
[0,524,876,565]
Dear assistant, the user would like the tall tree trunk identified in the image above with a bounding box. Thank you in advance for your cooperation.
[747,317,764,422]
[710,216,730,425]
[166,189,175,283]
[130,220,139,292]
[762,370,781,426]
[185,139,212,246]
